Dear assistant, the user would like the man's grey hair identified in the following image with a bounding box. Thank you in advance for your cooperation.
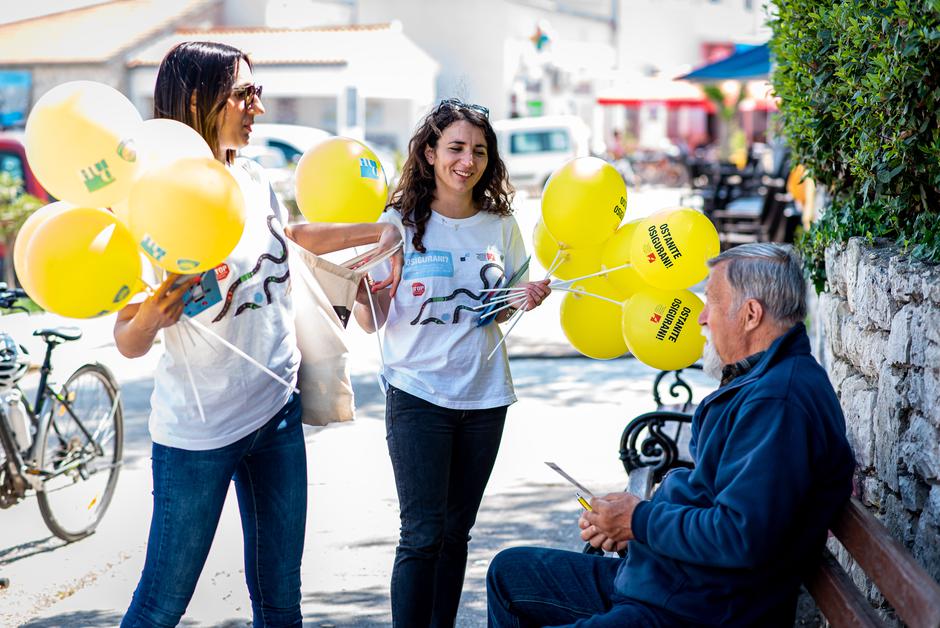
[706,243,807,326]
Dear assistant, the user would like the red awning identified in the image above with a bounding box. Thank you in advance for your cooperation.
[596,77,706,108]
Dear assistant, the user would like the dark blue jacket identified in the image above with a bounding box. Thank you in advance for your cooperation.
[619,324,855,626]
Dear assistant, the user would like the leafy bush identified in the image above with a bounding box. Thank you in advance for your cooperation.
[770,0,940,291]
[0,172,44,287]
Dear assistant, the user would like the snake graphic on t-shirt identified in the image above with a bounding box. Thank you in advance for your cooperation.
[212,214,290,322]
[409,262,506,325]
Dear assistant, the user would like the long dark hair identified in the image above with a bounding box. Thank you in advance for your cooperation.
[391,101,514,253]
[153,41,250,165]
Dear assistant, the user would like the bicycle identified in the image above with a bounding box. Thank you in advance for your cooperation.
[0,283,123,543]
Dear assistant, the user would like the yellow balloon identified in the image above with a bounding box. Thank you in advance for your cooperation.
[25,81,141,207]
[135,118,215,167]
[13,201,73,307]
[630,207,719,290]
[541,157,626,248]
[621,287,705,371]
[295,137,388,223]
[25,207,142,318]
[559,277,629,360]
[111,119,214,228]
[600,220,645,295]
[532,219,602,281]
[787,164,809,206]
[127,157,246,273]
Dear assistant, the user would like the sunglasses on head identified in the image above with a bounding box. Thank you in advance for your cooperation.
[232,83,263,108]
[437,98,489,118]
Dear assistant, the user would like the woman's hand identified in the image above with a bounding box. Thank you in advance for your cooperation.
[136,273,197,332]
[366,224,403,298]
[114,273,199,358]
[519,278,551,311]
[348,223,403,298]
[355,275,376,307]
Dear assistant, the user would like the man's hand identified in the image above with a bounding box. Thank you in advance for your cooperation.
[579,492,641,551]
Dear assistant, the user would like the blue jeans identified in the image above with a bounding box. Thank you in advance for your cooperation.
[486,547,673,627]
[385,385,507,628]
[122,393,306,628]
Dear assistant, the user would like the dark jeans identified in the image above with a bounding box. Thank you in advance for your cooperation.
[385,385,507,628]
[122,393,306,628]
[486,547,670,628]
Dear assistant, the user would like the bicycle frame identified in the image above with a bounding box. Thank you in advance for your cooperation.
[3,339,118,494]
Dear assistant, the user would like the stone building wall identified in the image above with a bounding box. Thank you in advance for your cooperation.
[817,237,940,621]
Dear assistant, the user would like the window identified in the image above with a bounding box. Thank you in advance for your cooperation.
[509,130,570,154]
[266,139,303,164]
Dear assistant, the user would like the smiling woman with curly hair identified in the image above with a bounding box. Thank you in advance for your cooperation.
[353,98,551,627]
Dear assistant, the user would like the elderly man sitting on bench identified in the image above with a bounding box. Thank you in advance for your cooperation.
[487,243,856,627]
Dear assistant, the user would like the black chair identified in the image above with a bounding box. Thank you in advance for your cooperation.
[712,181,793,247]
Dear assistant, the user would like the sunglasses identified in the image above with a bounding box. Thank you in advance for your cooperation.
[438,98,489,118]
[232,83,263,108]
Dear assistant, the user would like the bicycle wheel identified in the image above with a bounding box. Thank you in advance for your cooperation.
[36,363,123,541]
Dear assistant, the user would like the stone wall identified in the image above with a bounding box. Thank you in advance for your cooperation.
[817,237,940,621]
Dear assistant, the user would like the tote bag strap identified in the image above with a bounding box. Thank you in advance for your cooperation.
[341,241,403,275]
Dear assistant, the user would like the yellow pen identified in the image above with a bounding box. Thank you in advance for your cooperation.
[576,491,593,511]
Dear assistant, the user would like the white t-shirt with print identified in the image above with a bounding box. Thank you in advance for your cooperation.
[376,209,528,410]
[149,159,300,450]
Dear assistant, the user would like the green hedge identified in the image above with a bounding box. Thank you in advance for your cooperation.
[770,0,940,291]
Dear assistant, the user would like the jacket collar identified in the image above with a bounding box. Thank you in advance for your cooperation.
[698,323,810,409]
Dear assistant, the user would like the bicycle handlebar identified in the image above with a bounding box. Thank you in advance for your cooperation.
[0,283,29,311]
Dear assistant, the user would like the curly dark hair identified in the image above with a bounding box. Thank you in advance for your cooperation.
[390,101,514,253]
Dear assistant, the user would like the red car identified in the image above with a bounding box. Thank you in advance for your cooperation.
[0,132,52,282]
[0,132,53,202]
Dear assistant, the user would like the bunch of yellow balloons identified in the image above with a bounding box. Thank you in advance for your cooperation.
[15,80,247,318]
[539,157,719,370]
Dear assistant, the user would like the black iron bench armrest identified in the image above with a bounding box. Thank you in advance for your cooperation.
[652,366,702,412]
[619,410,694,489]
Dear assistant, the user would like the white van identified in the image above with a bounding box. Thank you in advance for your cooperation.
[492,115,591,193]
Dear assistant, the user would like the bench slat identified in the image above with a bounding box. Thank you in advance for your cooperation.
[831,498,940,628]
[806,548,887,628]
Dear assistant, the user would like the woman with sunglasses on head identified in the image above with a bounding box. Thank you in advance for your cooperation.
[353,99,551,627]
[114,41,401,628]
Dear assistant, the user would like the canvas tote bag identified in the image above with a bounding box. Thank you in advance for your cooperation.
[288,240,400,426]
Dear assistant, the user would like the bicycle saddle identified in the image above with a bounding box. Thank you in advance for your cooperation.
[33,327,83,343]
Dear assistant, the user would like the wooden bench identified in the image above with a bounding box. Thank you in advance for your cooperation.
[615,380,940,627]
[807,498,940,627]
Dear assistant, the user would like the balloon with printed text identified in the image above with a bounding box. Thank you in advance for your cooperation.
[600,219,645,295]
[559,277,630,360]
[111,118,214,227]
[629,207,719,290]
[25,81,141,208]
[295,137,388,223]
[13,201,73,309]
[541,157,626,248]
[127,157,246,273]
[24,207,142,318]
[532,219,603,281]
[621,287,705,371]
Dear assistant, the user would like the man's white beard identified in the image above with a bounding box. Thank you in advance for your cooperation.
[701,328,723,382]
